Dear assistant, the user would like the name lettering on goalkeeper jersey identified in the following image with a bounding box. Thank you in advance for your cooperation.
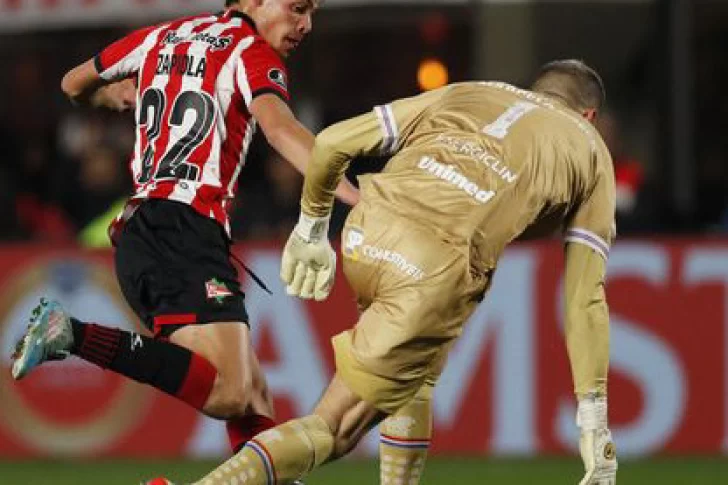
[418,156,496,204]
[434,134,518,183]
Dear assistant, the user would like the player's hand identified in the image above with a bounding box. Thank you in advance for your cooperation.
[281,213,336,301]
[576,395,617,485]
[90,78,137,112]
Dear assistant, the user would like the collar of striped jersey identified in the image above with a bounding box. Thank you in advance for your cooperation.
[223,9,259,33]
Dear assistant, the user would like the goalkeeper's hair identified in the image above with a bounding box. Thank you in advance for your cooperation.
[531,59,606,113]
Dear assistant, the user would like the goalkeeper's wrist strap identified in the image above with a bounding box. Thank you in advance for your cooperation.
[295,213,331,243]
[576,394,608,431]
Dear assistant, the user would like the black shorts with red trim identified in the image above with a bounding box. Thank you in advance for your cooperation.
[114,199,249,338]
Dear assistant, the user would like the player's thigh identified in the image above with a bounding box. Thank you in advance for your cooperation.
[332,276,481,415]
[170,322,253,384]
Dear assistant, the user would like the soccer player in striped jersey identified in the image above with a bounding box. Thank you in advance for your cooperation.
[11,0,358,458]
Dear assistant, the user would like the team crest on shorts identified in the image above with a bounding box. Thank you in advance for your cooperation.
[343,227,364,260]
[205,278,233,303]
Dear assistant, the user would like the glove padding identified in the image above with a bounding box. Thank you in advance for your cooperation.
[280,217,336,301]
[578,427,618,485]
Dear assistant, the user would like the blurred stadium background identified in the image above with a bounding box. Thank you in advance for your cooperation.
[1,0,728,483]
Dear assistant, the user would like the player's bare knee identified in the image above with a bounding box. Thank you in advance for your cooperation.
[203,374,253,418]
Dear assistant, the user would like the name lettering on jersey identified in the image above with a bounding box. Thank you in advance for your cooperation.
[418,156,496,204]
[483,81,598,151]
[162,30,233,51]
[343,227,425,280]
[156,54,207,78]
[433,135,518,184]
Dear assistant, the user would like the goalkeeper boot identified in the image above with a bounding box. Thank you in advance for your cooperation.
[11,298,73,380]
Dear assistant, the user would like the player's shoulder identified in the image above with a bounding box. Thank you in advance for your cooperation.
[246,35,282,58]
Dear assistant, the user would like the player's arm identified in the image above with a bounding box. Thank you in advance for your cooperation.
[279,87,449,301]
[61,60,136,112]
[301,86,450,218]
[564,242,610,398]
[563,154,618,485]
[250,94,358,206]
[61,24,158,111]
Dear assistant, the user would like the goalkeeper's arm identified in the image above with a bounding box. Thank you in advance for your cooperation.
[563,242,610,399]
[563,241,617,485]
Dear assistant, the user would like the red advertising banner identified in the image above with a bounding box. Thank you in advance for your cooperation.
[0,240,725,458]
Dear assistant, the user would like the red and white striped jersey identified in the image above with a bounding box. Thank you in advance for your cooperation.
[96,9,289,236]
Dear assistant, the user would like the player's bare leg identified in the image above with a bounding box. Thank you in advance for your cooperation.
[193,374,387,485]
[171,322,275,451]
[379,380,434,485]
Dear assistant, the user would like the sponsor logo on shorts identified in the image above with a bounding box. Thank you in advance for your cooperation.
[362,246,425,280]
[417,156,496,203]
[343,227,425,280]
[205,278,233,303]
[343,227,364,260]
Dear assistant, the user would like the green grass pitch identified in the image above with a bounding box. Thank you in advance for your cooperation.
[0,457,727,485]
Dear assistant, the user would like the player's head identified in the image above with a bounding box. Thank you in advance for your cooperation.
[230,0,319,58]
[531,59,606,123]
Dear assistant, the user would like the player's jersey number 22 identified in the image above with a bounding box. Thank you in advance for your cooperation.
[137,87,216,184]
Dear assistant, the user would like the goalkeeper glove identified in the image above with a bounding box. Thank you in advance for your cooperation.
[280,213,336,301]
[577,395,618,485]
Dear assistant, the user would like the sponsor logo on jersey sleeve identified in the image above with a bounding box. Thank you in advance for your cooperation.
[267,68,287,91]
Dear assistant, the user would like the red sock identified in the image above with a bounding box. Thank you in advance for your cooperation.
[226,414,276,453]
[175,351,217,410]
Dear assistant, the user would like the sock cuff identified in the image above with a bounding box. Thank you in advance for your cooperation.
[175,352,217,410]
[227,414,276,453]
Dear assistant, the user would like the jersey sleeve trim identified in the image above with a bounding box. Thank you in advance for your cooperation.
[564,228,610,260]
[374,104,399,155]
[94,54,105,74]
[251,87,289,104]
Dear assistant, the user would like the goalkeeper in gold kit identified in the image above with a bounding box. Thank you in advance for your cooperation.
[189,59,618,485]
